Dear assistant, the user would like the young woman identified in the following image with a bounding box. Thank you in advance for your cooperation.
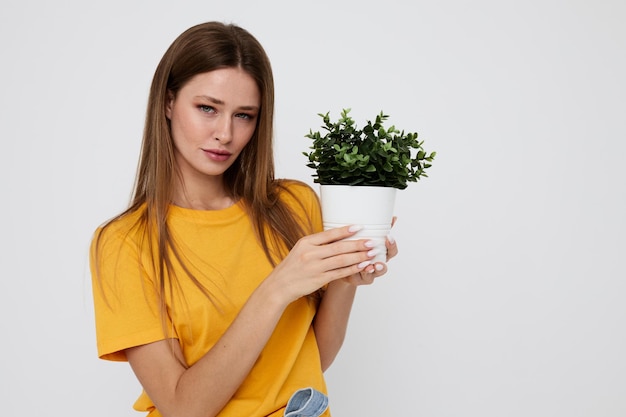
[90,21,397,417]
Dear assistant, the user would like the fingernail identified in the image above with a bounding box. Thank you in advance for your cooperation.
[387,234,395,244]
[348,225,363,233]
[367,248,381,257]
[375,264,384,271]
[357,260,371,269]
[364,240,376,248]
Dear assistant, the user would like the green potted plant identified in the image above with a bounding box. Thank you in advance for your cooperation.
[303,108,436,262]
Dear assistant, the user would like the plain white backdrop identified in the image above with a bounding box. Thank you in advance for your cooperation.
[1,1,625,416]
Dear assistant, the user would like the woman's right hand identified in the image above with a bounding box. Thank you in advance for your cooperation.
[266,225,375,303]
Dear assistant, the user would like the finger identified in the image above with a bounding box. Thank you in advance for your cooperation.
[303,240,368,266]
[366,262,387,278]
[320,250,372,273]
[306,224,363,245]
[320,237,375,258]
[324,261,370,282]
[391,216,398,227]
[361,263,376,274]
[385,235,398,260]
[361,261,387,280]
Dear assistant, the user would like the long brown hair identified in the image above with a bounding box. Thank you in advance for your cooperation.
[94,22,313,312]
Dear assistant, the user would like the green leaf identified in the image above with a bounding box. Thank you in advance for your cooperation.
[303,109,436,188]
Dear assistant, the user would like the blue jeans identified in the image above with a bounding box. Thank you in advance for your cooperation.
[284,387,329,417]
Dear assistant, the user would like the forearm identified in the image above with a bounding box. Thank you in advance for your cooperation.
[128,226,374,417]
[313,279,357,371]
[185,277,294,413]
[128,279,289,417]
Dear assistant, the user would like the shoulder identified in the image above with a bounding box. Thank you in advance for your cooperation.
[90,206,147,254]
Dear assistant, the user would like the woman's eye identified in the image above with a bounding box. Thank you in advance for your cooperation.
[198,105,215,113]
[236,113,253,120]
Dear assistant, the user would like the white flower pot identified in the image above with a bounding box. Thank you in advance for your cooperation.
[319,185,396,263]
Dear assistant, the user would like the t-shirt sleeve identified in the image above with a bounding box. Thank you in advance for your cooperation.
[282,180,323,235]
[90,226,175,361]
[301,184,323,234]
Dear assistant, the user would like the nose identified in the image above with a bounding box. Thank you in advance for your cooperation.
[215,114,233,144]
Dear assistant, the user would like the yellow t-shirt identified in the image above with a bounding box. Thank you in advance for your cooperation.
[90,181,330,417]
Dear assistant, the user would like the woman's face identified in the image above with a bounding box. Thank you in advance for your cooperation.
[166,67,260,185]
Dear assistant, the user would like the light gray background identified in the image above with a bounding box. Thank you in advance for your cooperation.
[1,1,625,416]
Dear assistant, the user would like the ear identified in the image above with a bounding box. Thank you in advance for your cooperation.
[165,90,174,120]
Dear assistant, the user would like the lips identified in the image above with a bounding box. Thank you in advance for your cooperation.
[203,148,232,162]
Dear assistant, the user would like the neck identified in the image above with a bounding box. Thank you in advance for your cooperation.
[173,194,236,210]
[172,175,235,211]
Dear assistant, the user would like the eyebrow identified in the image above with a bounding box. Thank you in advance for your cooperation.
[195,95,259,111]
